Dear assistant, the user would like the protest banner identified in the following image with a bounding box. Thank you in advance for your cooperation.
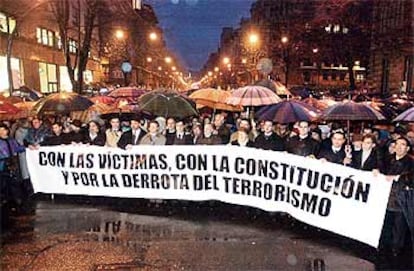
[26,145,392,247]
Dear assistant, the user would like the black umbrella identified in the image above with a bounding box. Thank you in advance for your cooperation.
[256,100,319,124]
[139,91,198,118]
[32,92,93,115]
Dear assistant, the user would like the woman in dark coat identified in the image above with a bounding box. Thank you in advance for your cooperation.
[83,120,106,146]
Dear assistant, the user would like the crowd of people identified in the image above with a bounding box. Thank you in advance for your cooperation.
[0,112,413,257]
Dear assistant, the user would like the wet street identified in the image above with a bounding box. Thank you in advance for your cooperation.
[1,196,412,270]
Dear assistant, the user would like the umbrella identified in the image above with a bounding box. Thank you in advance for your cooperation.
[189,88,243,112]
[255,79,292,97]
[13,101,37,119]
[71,103,111,123]
[226,85,282,107]
[321,100,385,139]
[302,97,335,111]
[108,87,146,99]
[90,95,115,105]
[139,91,198,118]
[12,86,43,101]
[256,100,319,124]
[0,100,21,120]
[32,92,93,115]
[393,107,414,122]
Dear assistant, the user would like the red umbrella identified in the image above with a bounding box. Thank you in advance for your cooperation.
[0,100,21,120]
[226,85,282,106]
[108,87,146,99]
[90,95,115,105]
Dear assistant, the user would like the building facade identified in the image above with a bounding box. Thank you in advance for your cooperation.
[368,0,414,95]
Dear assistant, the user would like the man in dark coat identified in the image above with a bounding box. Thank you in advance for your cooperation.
[213,114,230,144]
[172,120,193,145]
[317,129,351,165]
[254,120,285,151]
[117,115,146,149]
[41,122,66,146]
[381,137,414,256]
[165,117,176,145]
[286,121,320,157]
[351,134,382,171]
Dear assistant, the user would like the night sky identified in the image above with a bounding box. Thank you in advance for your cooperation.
[148,0,254,71]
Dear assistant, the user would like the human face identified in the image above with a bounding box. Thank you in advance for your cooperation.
[148,123,158,134]
[214,114,224,127]
[395,138,409,157]
[331,133,346,148]
[89,122,99,134]
[263,121,273,134]
[130,120,140,130]
[176,121,185,133]
[193,126,202,137]
[361,138,375,152]
[110,118,120,130]
[204,124,213,137]
[167,118,176,130]
[239,120,250,130]
[52,124,62,136]
[298,121,309,137]
[0,127,8,139]
[32,119,42,129]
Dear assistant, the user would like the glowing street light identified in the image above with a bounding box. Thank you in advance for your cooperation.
[146,57,153,63]
[312,48,319,54]
[249,33,259,45]
[165,56,172,64]
[115,29,125,40]
[281,36,288,44]
[149,32,158,41]
[214,67,219,72]
[222,57,230,65]
[158,66,162,71]
[172,66,177,71]
[208,71,213,76]
[241,58,247,64]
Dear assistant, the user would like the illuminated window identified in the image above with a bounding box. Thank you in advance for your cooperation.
[0,12,16,34]
[69,39,77,53]
[39,62,58,93]
[36,27,59,48]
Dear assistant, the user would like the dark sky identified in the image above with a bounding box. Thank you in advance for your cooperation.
[148,0,254,71]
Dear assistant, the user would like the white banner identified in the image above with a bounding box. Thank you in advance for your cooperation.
[26,145,392,247]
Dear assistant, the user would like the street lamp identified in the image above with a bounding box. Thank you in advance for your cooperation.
[222,57,230,65]
[146,57,152,63]
[115,29,125,40]
[149,32,158,41]
[249,33,259,45]
[165,56,172,64]
[281,36,289,87]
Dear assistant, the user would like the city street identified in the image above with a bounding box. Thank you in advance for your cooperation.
[1,196,412,270]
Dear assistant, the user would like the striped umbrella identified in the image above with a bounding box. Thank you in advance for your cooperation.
[302,97,336,111]
[393,107,414,122]
[226,85,282,106]
[256,100,319,124]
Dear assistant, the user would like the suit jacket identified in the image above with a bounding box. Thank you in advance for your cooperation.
[172,133,193,145]
[139,133,166,145]
[83,132,106,146]
[165,130,176,145]
[351,149,381,171]
[317,146,346,165]
[117,129,146,149]
[216,125,231,145]
[286,135,320,157]
[197,135,222,145]
[254,132,285,151]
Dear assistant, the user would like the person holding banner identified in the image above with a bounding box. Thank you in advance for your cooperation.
[317,129,351,165]
[0,123,26,207]
[381,136,414,257]
[83,120,106,146]
[41,122,66,146]
[213,113,230,144]
[350,134,382,171]
[286,121,320,157]
[254,120,285,151]
[198,123,221,145]
[139,121,166,145]
[23,117,50,149]
[230,128,254,147]
[172,120,193,145]
[117,115,146,149]
[105,117,123,147]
